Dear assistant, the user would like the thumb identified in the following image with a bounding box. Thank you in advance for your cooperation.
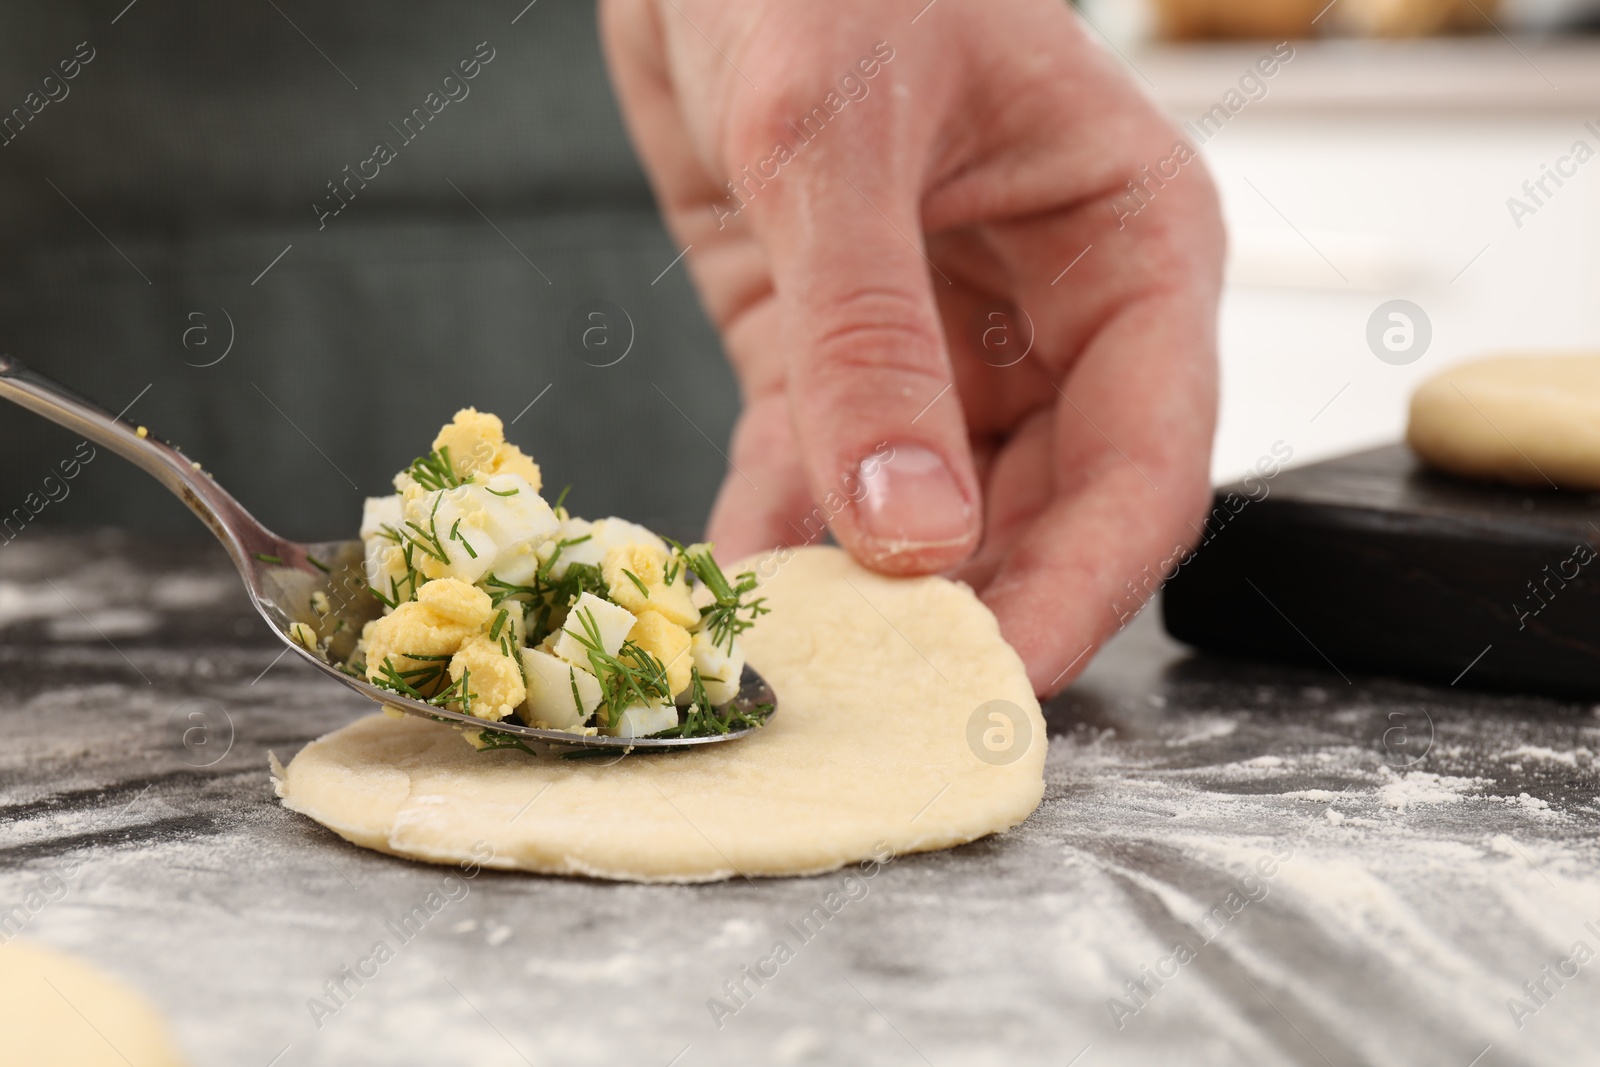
[756,175,982,576]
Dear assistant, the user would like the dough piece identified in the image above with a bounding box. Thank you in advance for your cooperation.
[0,941,187,1067]
[1408,354,1600,489]
[276,546,1046,882]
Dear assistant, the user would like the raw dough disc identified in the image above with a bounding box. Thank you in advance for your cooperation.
[0,941,187,1067]
[1408,353,1600,489]
[275,546,1046,882]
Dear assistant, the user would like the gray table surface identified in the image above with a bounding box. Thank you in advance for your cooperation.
[3,531,1598,1067]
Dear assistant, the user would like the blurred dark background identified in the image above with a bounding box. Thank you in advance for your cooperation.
[0,1,736,546]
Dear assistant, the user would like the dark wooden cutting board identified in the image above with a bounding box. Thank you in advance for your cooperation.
[1162,444,1600,699]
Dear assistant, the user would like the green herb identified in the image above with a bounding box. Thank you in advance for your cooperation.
[305,554,331,573]
[483,574,538,607]
[368,654,470,713]
[483,535,605,646]
[470,729,539,756]
[621,568,650,599]
[568,667,584,716]
[401,496,450,565]
[648,667,772,739]
[551,485,571,515]
[368,541,422,610]
[253,553,282,565]
[405,446,472,491]
[565,606,671,729]
[485,486,520,497]
[444,667,474,715]
[671,541,768,653]
[448,517,479,560]
[370,657,445,701]
[369,585,399,611]
[489,607,510,642]
[540,535,591,580]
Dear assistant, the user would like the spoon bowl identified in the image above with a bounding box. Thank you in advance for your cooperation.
[0,354,775,749]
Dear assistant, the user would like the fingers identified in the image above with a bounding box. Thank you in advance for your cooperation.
[745,168,983,577]
[946,407,1055,594]
[978,286,1219,697]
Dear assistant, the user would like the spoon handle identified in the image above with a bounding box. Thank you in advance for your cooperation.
[0,353,281,569]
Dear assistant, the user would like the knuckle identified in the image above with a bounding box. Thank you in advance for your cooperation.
[806,286,943,375]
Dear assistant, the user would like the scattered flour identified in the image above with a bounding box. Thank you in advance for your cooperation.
[1488,792,1553,814]
[1165,718,1238,746]
[1377,771,1488,811]
[1497,745,1590,767]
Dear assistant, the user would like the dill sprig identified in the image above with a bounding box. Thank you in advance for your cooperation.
[405,446,472,491]
[672,541,768,653]
[649,667,772,739]
[621,568,651,600]
[448,518,479,559]
[481,534,604,643]
[469,729,538,756]
[565,606,671,729]
[369,655,473,715]
[401,496,450,565]
[369,540,424,610]
[482,574,538,608]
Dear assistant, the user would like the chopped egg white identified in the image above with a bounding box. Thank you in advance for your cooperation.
[402,476,558,587]
[364,540,410,613]
[691,629,745,706]
[473,474,558,547]
[608,702,679,738]
[347,409,770,747]
[403,486,497,584]
[521,647,602,729]
[553,592,636,666]
[359,495,402,541]
[546,516,668,578]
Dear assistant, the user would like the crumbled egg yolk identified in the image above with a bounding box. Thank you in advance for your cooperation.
[351,411,767,743]
[421,408,543,495]
[363,578,492,681]
[625,608,693,698]
[448,635,526,722]
[289,621,319,653]
[601,542,699,629]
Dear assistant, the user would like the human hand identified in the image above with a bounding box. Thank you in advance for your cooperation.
[599,0,1224,695]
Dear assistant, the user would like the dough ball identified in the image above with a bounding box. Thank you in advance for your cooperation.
[1408,353,1600,490]
[0,941,186,1067]
[275,546,1046,883]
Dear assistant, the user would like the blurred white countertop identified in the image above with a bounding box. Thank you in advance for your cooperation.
[1094,37,1600,483]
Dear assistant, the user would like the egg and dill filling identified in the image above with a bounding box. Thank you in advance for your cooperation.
[338,408,770,750]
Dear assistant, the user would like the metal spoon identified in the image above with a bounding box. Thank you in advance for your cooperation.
[0,354,775,749]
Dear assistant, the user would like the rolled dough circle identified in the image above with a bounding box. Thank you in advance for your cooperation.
[0,941,187,1067]
[275,546,1046,882]
[1407,353,1600,489]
